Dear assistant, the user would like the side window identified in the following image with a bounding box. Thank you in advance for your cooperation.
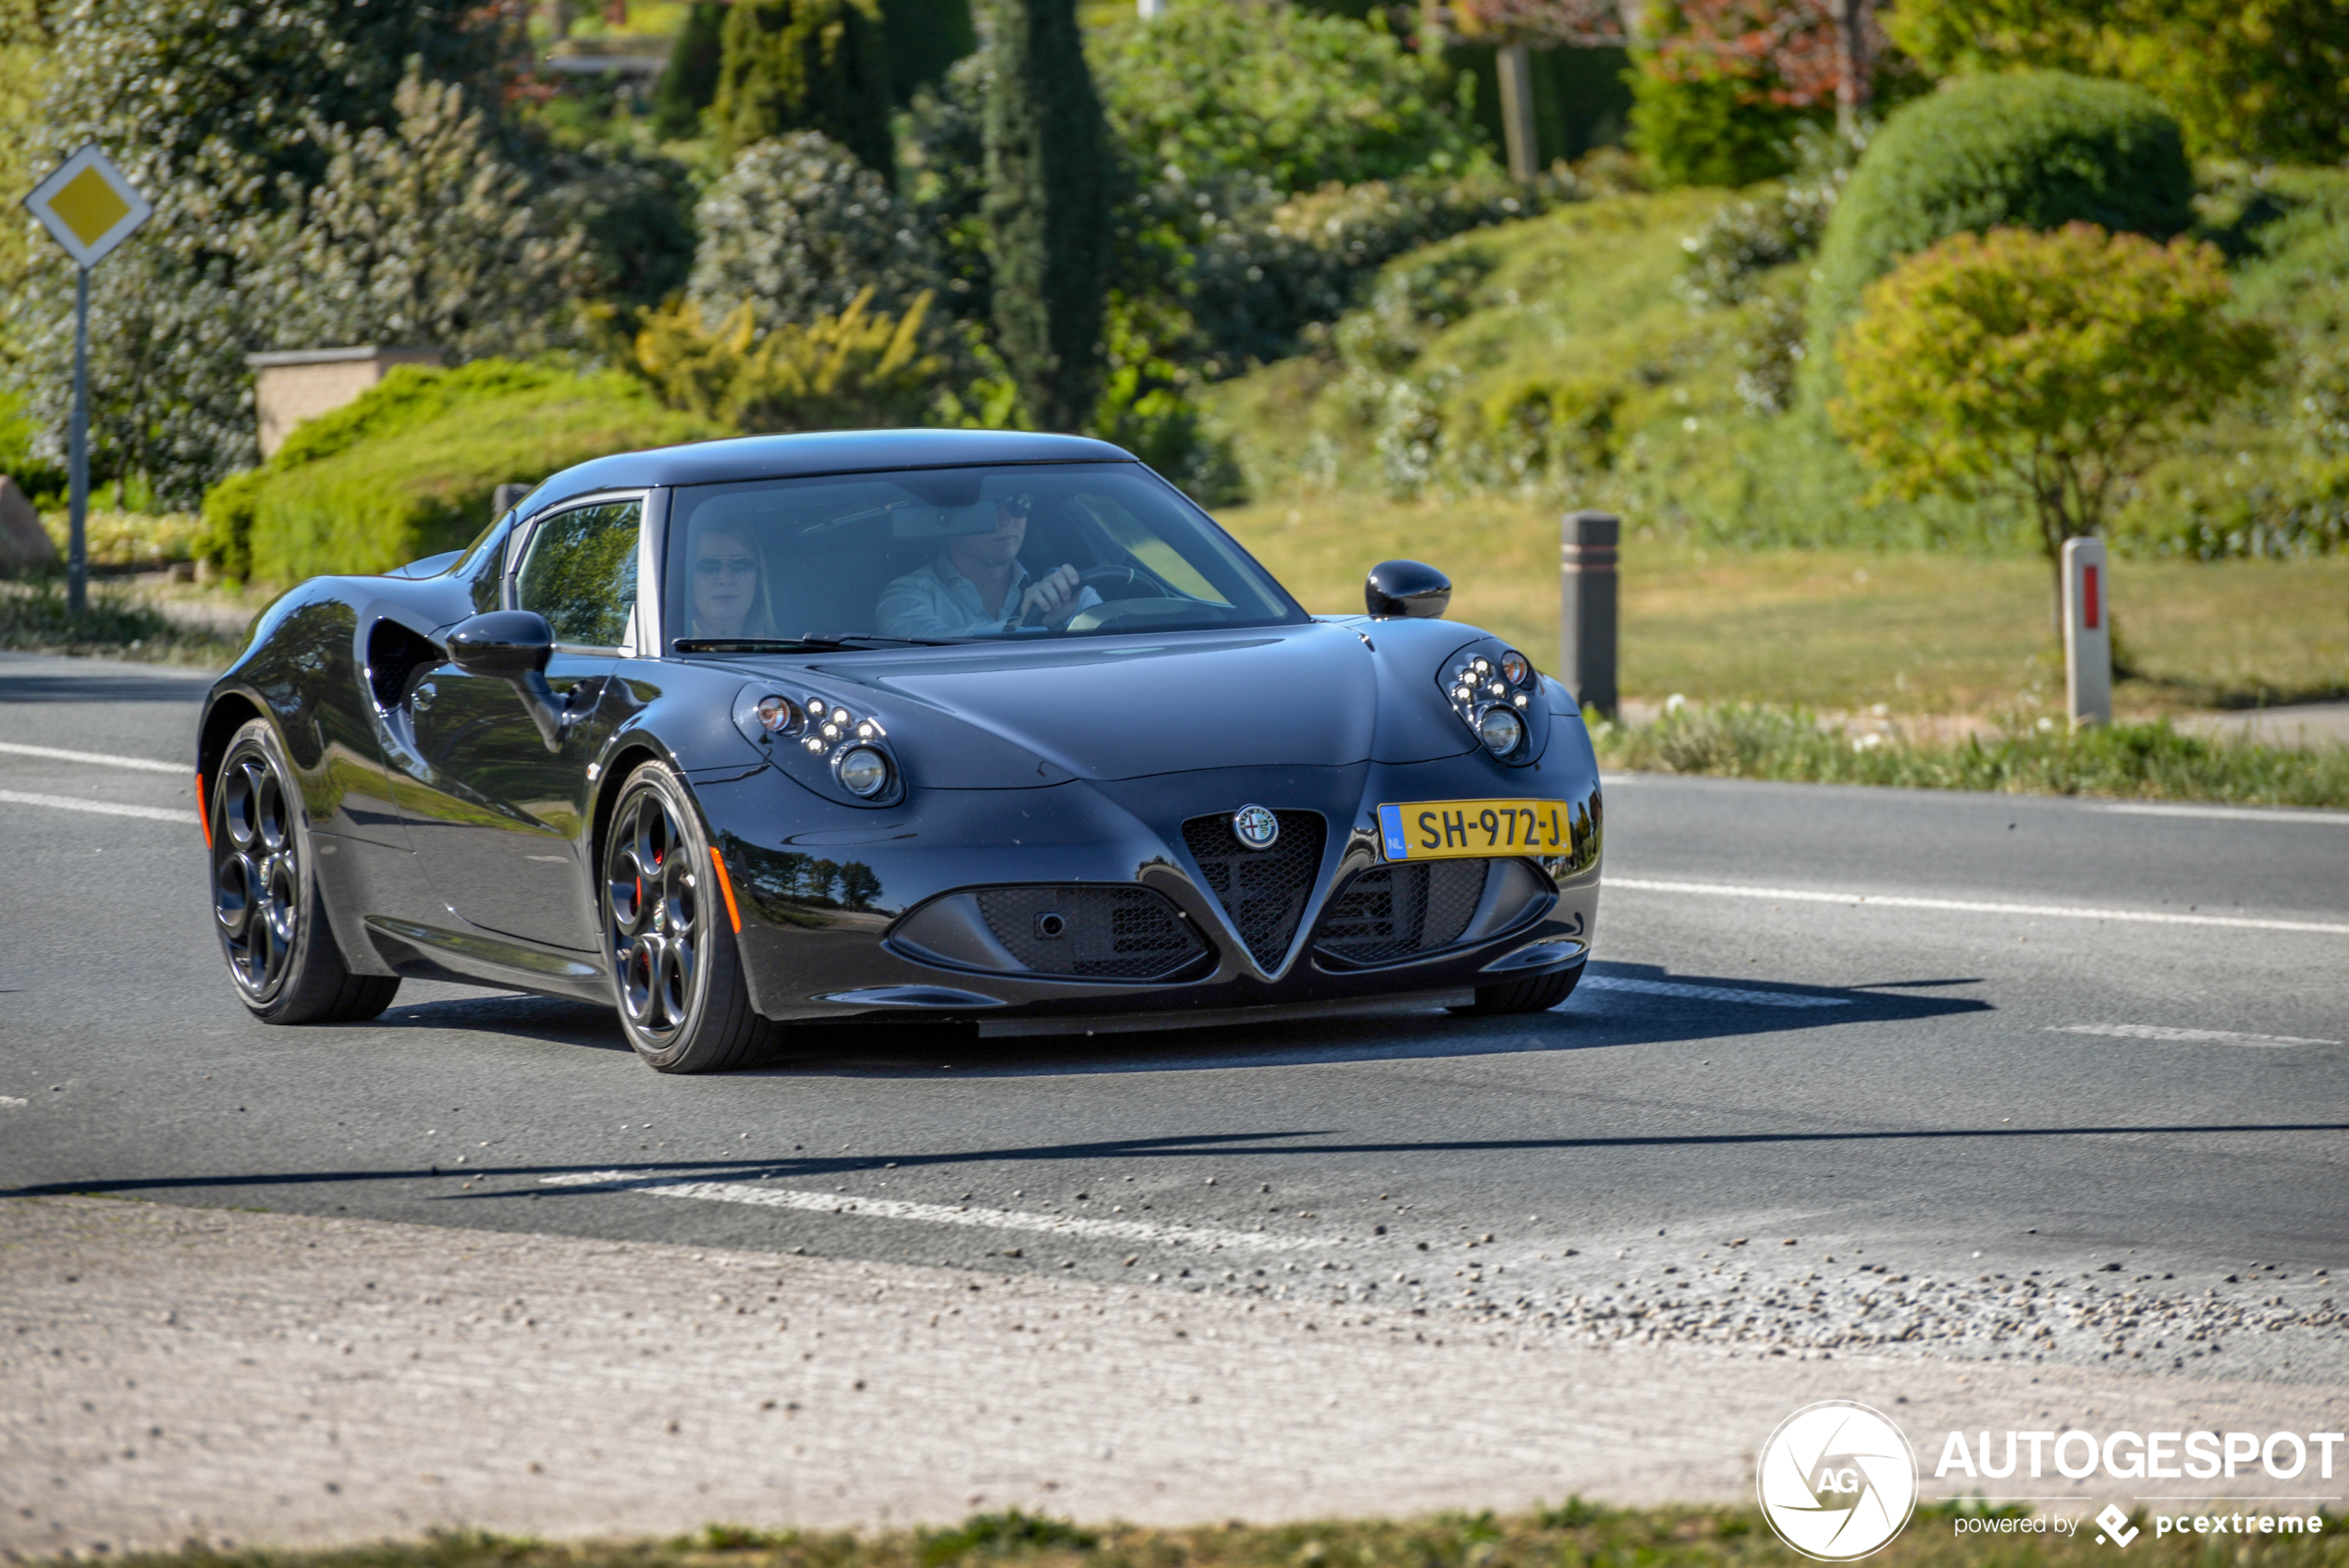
[515,500,641,647]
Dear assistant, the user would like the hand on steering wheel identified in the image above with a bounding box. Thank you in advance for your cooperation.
[1015,563,1085,627]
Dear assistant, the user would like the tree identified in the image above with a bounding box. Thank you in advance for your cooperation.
[982,0,1114,431]
[710,0,895,172]
[241,67,584,361]
[1883,0,2349,165]
[651,2,726,140]
[1831,224,2274,610]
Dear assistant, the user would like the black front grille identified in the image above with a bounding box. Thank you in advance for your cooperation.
[1311,858,1491,968]
[1181,810,1325,972]
[975,886,1207,981]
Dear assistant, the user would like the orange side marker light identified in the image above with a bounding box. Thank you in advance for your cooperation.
[196,771,211,850]
[708,844,743,934]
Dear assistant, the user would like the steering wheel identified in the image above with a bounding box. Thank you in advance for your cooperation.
[1015,564,1174,628]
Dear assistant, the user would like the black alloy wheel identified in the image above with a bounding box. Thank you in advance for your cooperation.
[209,719,400,1023]
[600,761,775,1072]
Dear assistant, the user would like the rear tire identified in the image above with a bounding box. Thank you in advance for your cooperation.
[1456,962,1583,1016]
[209,719,400,1024]
[600,760,776,1072]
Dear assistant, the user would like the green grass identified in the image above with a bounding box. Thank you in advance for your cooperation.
[1213,494,2349,717]
[13,1504,2343,1568]
[0,579,241,666]
[1594,705,2349,806]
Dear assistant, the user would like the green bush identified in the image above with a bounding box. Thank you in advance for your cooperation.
[1805,71,2193,385]
[198,361,722,583]
[687,131,942,333]
[1629,58,1822,190]
[711,0,894,170]
[1088,0,1491,194]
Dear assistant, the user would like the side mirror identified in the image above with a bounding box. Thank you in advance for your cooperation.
[447,610,553,679]
[443,611,571,751]
[1364,559,1452,619]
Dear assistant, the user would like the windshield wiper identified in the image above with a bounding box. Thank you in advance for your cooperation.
[793,632,958,648]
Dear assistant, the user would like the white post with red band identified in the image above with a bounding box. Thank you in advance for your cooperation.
[2061,535,2111,729]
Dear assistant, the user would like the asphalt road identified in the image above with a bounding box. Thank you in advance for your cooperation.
[4,647,2345,1381]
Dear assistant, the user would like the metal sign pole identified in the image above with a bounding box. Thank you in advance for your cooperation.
[68,263,90,619]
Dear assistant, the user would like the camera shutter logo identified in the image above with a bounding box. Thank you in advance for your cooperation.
[1756,1401,1919,1561]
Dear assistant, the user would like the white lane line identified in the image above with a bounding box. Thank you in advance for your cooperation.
[2053,1023,2339,1047]
[0,788,188,825]
[539,1171,1320,1253]
[0,1096,26,1109]
[0,741,184,775]
[1605,876,2349,937]
[2100,802,2349,827]
[1579,974,1851,1009]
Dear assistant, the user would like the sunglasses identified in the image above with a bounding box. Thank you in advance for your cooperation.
[694,555,757,580]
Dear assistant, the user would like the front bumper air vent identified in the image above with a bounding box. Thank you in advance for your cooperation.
[1312,858,1491,967]
[973,886,1208,981]
[1181,810,1326,972]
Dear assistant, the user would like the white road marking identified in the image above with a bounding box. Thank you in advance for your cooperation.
[0,1096,26,1108]
[2053,1023,2339,1047]
[1605,876,2349,937]
[2100,802,2349,827]
[0,788,187,824]
[539,1171,1320,1253]
[0,741,184,775]
[1577,974,1851,1009]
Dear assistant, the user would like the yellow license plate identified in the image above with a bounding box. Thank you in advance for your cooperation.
[1378,800,1572,861]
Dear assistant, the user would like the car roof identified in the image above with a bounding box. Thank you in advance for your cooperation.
[523,429,1138,514]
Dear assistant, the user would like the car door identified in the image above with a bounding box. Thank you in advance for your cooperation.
[393,496,646,950]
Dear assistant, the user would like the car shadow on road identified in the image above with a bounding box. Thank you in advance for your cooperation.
[748,960,1997,1080]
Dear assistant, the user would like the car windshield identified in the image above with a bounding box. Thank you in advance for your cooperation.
[663,463,1304,648]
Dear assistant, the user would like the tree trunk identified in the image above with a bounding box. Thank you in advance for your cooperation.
[1829,0,1872,140]
[1497,43,1538,183]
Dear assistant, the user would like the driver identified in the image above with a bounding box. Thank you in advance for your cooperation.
[876,493,1101,639]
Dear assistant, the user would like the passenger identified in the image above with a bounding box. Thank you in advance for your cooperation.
[876,493,1100,638]
[685,523,770,640]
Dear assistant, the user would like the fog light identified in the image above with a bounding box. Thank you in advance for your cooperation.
[1477,705,1524,756]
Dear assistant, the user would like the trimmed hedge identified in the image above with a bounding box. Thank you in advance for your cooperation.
[1806,71,2192,382]
[199,361,722,583]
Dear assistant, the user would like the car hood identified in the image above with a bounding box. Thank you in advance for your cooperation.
[822,621,1392,783]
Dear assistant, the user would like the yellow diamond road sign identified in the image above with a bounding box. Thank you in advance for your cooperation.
[25,143,152,268]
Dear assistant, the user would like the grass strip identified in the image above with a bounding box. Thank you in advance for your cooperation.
[18,1504,2343,1568]
[0,579,240,668]
[1594,705,2349,808]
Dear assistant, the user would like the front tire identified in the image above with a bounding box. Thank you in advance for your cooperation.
[209,719,400,1024]
[601,761,775,1072]
[1457,962,1583,1015]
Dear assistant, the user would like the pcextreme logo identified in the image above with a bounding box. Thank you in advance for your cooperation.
[1757,1401,1921,1561]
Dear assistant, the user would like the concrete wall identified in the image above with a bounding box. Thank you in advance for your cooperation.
[248,347,443,459]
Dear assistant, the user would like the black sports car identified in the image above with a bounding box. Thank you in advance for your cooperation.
[198,430,1601,1071]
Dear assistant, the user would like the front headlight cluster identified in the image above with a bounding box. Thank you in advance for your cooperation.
[732,687,898,800]
[1445,647,1537,758]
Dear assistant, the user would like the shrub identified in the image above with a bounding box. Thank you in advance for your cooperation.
[1884,0,2349,165]
[633,288,947,434]
[904,53,994,320]
[1629,57,1822,190]
[652,2,726,140]
[711,0,894,170]
[1089,0,1492,194]
[687,132,942,334]
[1805,71,2193,385]
[198,361,721,583]
[1831,224,2273,600]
